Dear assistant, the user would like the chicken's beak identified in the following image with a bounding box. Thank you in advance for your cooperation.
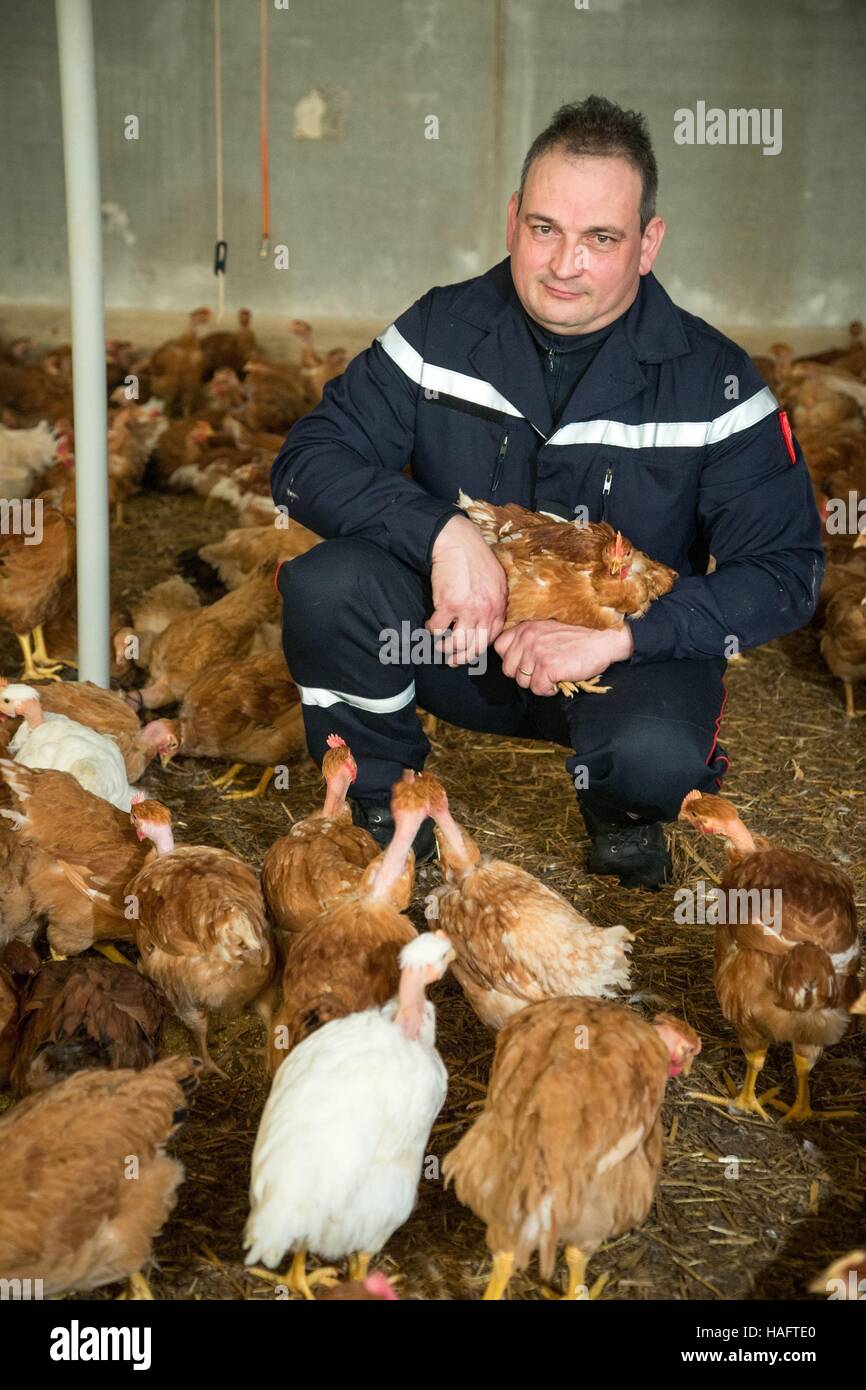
[159,750,174,768]
[681,1054,694,1077]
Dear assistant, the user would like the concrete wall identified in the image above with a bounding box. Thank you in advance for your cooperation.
[0,0,862,330]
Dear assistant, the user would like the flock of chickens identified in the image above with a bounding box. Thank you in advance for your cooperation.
[753,323,866,716]
[0,311,863,1301]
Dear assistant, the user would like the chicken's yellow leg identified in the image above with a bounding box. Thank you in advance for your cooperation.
[690,1048,775,1119]
[348,1251,372,1282]
[125,1271,154,1300]
[779,1050,858,1124]
[16,631,63,681]
[482,1250,514,1300]
[223,767,275,801]
[207,762,246,790]
[843,680,863,718]
[558,676,611,697]
[188,1015,229,1081]
[248,1250,339,1300]
[31,625,74,670]
[93,943,133,967]
[562,1245,608,1300]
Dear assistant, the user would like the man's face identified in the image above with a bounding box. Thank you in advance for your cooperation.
[506,149,665,335]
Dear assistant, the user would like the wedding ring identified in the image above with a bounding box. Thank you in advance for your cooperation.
[518,667,533,677]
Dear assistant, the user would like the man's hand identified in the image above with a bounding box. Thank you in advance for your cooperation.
[427,515,508,665]
[495,619,633,695]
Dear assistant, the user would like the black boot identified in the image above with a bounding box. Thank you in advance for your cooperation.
[350,798,438,864]
[580,803,671,891]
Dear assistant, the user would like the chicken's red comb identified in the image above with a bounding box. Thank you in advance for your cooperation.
[614,530,624,558]
[326,733,347,750]
[363,1271,398,1300]
[679,789,703,814]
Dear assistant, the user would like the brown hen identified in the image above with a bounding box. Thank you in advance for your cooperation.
[0,758,152,956]
[135,565,278,709]
[128,801,274,1076]
[148,307,211,416]
[680,791,861,1122]
[0,940,40,1085]
[424,773,631,1029]
[0,505,76,681]
[820,578,866,717]
[198,520,320,590]
[0,1054,200,1297]
[11,956,167,1096]
[266,773,423,1073]
[261,734,380,936]
[458,492,676,695]
[444,999,700,1299]
[0,817,39,948]
[201,307,257,379]
[160,650,306,799]
[234,358,309,434]
[113,574,202,676]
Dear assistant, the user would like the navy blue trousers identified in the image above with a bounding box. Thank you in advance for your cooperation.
[278,538,728,823]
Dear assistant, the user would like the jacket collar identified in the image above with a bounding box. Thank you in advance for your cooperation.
[455,257,690,436]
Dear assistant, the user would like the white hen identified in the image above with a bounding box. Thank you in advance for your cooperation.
[1,683,138,811]
[0,421,59,500]
[244,931,452,1299]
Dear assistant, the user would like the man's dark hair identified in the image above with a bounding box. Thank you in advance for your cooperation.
[518,95,658,232]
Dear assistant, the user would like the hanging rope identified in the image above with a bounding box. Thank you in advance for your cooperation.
[212,0,226,319]
[259,0,270,258]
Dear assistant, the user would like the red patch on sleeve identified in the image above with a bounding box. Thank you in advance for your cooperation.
[778,409,796,464]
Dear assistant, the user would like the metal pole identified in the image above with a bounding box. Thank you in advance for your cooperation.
[55,0,110,686]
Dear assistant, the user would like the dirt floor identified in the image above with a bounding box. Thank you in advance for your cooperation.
[2,485,865,1302]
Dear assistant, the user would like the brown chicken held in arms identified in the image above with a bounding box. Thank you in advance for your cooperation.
[262,734,380,937]
[457,492,677,695]
[128,801,274,1077]
[444,998,700,1300]
[424,774,631,1029]
[11,957,167,1096]
[0,1055,200,1298]
[157,650,306,799]
[266,771,422,1074]
[679,791,861,1123]
[0,759,152,958]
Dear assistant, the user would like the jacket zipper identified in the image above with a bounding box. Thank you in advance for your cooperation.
[547,346,555,373]
[601,465,614,519]
[490,430,509,493]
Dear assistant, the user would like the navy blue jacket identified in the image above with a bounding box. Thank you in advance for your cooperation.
[271,258,823,663]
